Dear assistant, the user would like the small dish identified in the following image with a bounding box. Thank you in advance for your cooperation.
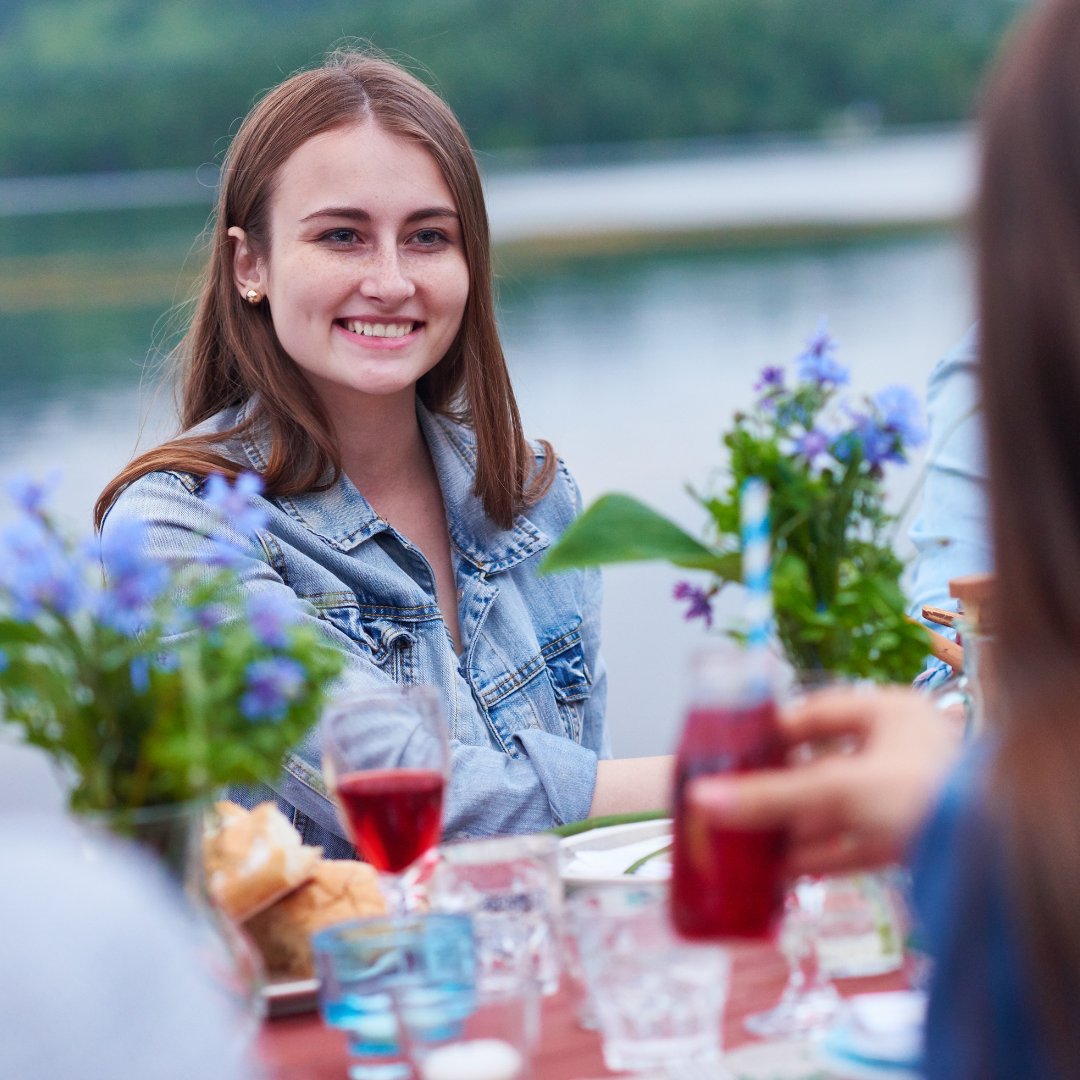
[559,818,673,890]
[263,977,319,1017]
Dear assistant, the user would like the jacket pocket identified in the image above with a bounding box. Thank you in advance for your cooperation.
[318,604,418,684]
[542,625,592,742]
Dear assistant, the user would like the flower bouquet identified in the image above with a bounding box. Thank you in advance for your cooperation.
[544,322,930,683]
[0,473,343,818]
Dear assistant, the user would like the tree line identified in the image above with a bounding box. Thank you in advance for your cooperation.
[0,0,1024,178]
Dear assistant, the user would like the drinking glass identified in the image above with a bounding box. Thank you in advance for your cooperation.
[323,685,451,913]
[742,876,841,1039]
[312,913,475,1080]
[570,885,731,1075]
[429,833,562,997]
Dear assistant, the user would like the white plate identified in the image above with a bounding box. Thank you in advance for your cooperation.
[559,818,673,889]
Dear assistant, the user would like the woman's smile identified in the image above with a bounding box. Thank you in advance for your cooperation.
[334,317,424,348]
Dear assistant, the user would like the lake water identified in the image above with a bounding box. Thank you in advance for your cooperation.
[0,211,972,757]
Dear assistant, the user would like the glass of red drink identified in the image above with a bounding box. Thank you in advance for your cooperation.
[670,642,787,941]
[322,685,451,913]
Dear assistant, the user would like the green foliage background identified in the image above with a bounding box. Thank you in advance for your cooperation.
[0,0,1023,178]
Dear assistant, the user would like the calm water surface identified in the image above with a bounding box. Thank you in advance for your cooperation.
[0,216,971,755]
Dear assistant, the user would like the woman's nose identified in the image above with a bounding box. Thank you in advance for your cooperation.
[359,246,416,306]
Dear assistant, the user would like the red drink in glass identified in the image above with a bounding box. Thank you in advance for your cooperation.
[336,767,445,873]
[671,657,787,940]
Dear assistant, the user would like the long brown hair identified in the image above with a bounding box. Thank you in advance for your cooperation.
[977,0,1080,1063]
[95,50,553,530]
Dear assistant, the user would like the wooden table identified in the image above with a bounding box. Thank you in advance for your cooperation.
[258,941,909,1079]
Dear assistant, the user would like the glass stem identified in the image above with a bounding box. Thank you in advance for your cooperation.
[379,871,408,916]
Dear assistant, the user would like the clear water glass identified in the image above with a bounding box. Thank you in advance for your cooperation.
[429,833,562,996]
[569,885,730,1074]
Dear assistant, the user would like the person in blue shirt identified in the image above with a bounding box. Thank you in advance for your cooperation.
[94,51,672,854]
[905,326,991,688]
[691,0,1080,1074]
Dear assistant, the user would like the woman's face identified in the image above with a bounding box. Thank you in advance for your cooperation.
[231,120,470,411]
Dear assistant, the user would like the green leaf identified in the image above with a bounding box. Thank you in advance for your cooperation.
[541,494,726,574]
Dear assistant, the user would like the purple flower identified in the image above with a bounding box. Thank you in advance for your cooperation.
[794,427,831,465]
[754,366,785,393]
[873,385,927,449]
[246,590,298,649]
[795,318,849,387]
[97,519,170,635]
[203,473,267,538]
[240,657,306,721]
[5,471,62,516]
[673,580,716,629]
[0,517,86,620]
[194,604,228,631]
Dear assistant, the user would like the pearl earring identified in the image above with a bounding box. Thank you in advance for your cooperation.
[245,288,262,304]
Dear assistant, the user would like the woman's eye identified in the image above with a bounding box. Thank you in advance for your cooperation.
[321,228,358,244]
[413,228,447,247]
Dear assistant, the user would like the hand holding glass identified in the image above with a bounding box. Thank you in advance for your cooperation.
[323,685,451,912]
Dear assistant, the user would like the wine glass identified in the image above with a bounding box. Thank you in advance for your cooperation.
[322,685,451,913]
[743,875,841,1038]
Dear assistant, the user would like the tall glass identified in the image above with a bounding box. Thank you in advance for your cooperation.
[670,641,786,940]
[323,685,451,913]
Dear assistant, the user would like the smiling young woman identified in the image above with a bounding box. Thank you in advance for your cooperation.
[95,50,671,853]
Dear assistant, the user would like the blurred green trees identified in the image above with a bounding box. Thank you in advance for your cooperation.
[0,0,1022,177]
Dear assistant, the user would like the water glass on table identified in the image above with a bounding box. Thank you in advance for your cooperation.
[322,685,451,913]
[312,913,475,1080]
[569,885,731,1076]
[429,833,562,997]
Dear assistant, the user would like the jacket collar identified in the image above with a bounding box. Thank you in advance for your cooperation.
[236,397,550,574]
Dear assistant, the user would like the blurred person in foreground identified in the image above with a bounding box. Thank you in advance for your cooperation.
[0,821,256,1080]
[692,1,1080,1075]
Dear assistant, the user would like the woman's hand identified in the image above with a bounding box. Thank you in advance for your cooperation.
[688,687,961,877]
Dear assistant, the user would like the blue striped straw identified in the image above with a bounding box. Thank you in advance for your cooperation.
[741,477,773,650]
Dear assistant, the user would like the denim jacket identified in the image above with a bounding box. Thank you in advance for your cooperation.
[102,399,609,855]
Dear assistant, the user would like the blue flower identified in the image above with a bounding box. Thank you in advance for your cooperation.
[155,650,181,674]
[835,415,901,469]
[5,471,61,516]
[873,385,927,449]
[246,591,298,649]
[0,517,87,620]
[204,473,268,538]
[96,519,170,635]
[794,426,832,465]
[0,648,9,673]
[795,318,849,387]
[129,655,151,694]
[240,657,306,722]
[673,581,716,629]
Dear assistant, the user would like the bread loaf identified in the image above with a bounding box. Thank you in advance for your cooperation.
[203,800,321,922]
[245,858,387,979]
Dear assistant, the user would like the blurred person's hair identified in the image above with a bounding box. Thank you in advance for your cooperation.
[978,0,1080,1066]
[95,49,552,530]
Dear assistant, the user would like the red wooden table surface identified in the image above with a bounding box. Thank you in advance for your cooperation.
[258,941,908,1079]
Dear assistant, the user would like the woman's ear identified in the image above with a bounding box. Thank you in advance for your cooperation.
[227,226,265,301]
